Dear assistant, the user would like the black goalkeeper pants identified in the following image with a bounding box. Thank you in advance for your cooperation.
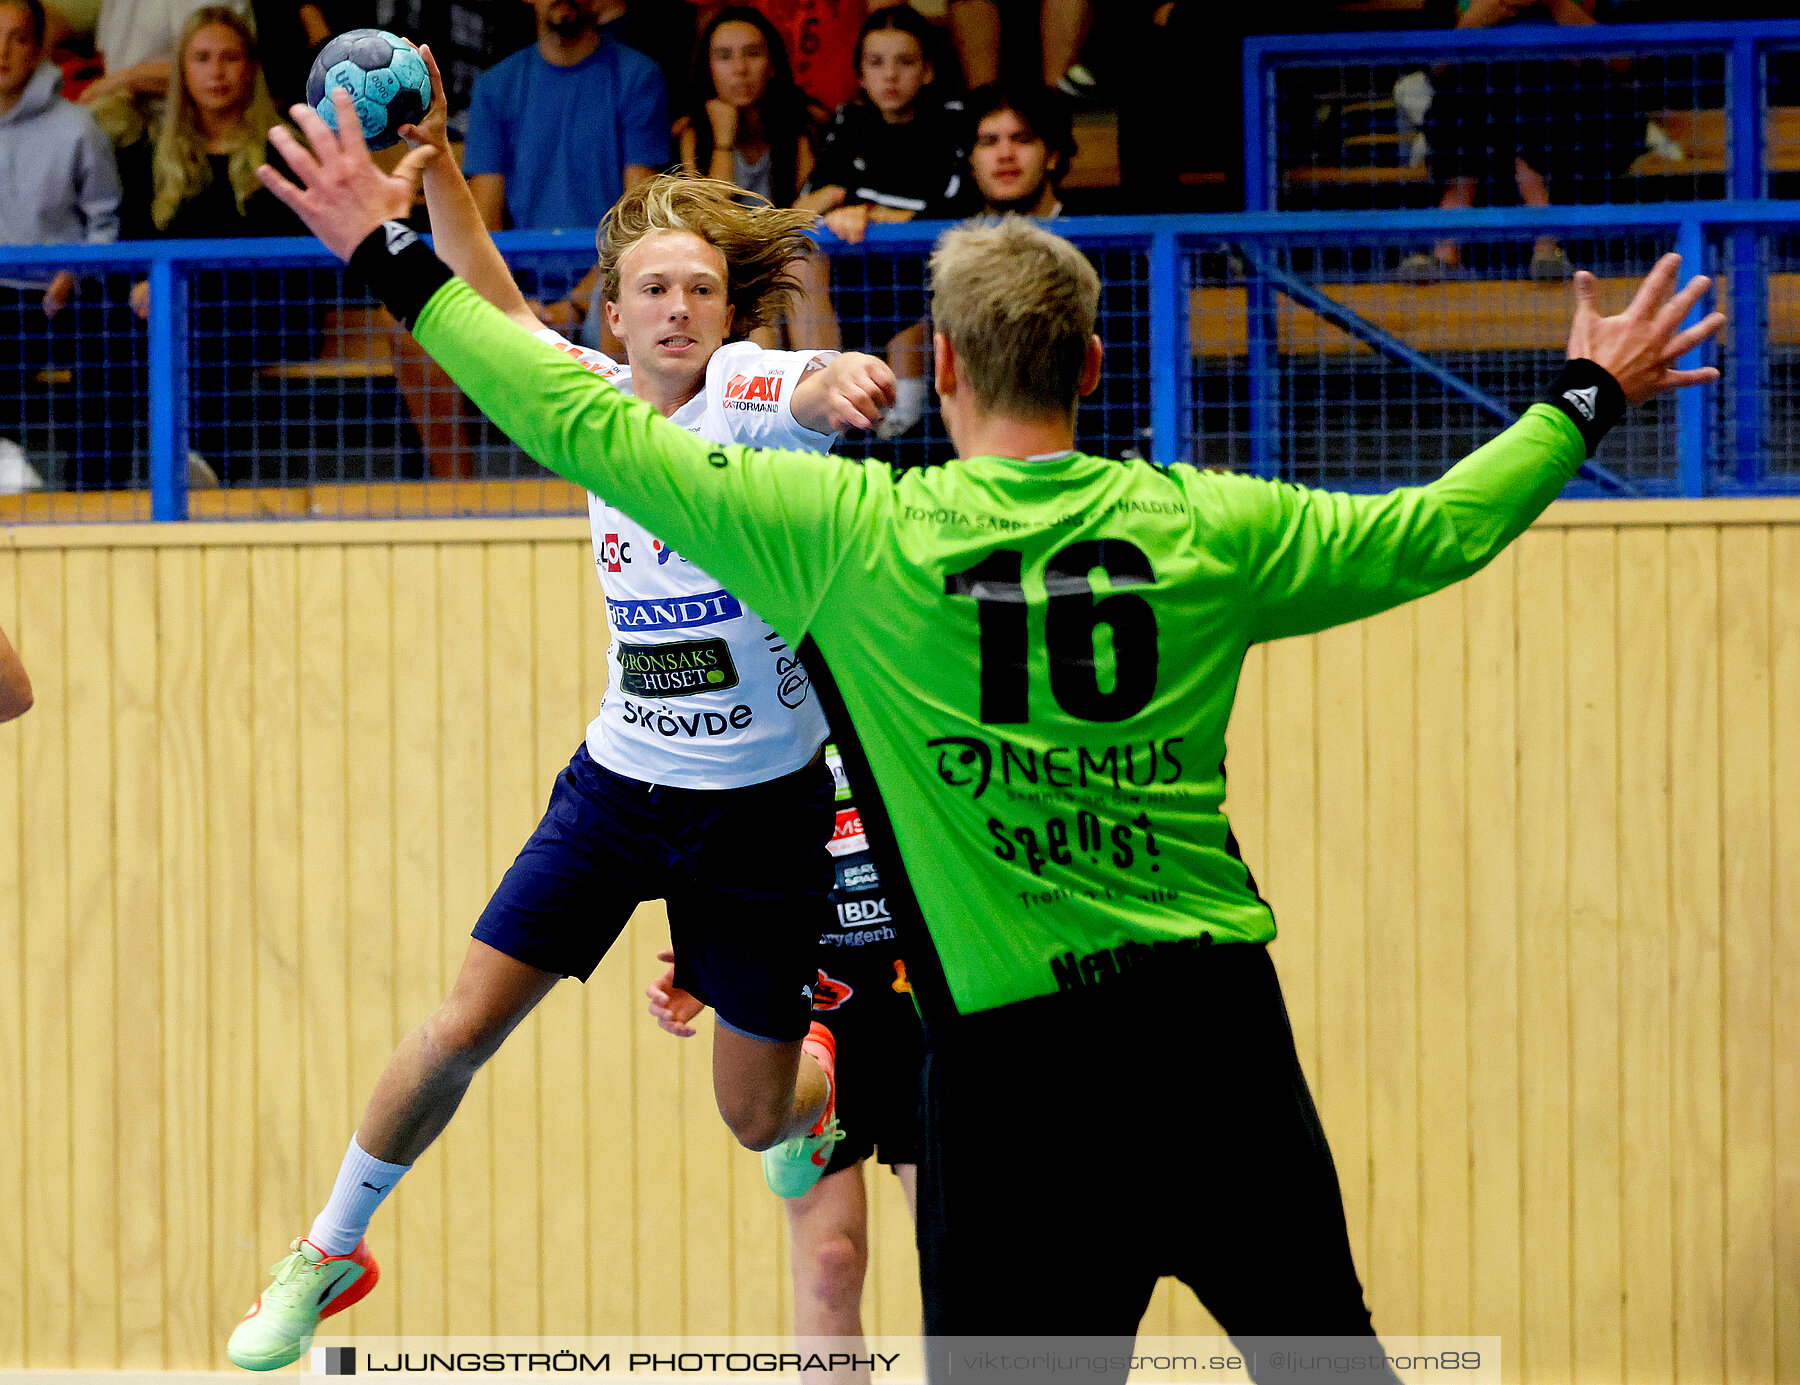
[917,940,1399,1385]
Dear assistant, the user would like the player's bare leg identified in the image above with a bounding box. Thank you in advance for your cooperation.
[789,1163,872,1382]
[711,1021,830,1150]
[357,939,561,1162]
[787,1161,919,1383]
[946,0,1000,88]
[229,940,558,1369]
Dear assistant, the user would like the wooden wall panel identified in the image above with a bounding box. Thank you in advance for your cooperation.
[2,505,1798,1382]
[0,551,21,1363]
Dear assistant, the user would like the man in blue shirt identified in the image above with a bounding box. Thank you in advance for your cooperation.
[461,0,670,334]
[463,0,668,242]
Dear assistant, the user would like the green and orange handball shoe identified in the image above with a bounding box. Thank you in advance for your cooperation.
[227,1236,379,1371]
[762,1021,846,1199]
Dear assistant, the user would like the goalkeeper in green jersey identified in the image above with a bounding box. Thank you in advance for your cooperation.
[262,92,1723,1383]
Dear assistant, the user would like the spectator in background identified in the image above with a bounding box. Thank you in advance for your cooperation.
[115,6,314,480]
[250,0,362,111]
[374,0,534,135]
[682,6,837,349]
[112,4,299,239]
[463,0,668,335]
[799,4,967,437]
[944,0,1092,97]
[0,619,29,722]
[964,81,1071,217]
[1399,0,1599,282]
[693,0,911,126]
[0,0,122,491]
[683,5,813,206]
[799,4,967,237]
[75,0,248,107]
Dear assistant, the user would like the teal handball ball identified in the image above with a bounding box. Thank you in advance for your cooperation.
[305,29,430,151]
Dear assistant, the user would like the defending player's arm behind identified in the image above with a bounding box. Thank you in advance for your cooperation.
[394,239,1595,653]
[1215,402,1587,646]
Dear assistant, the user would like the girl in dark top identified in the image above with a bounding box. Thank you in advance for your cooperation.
[681,6,814,210]
[113,7,321,482]
[798,5,969,239]
[798,5,969,437]
[682,6,838,350]
[114,5,302,243]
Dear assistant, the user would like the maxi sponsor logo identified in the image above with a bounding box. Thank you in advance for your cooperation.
[723,372,784,414]
[925,734,1185,800]
[617,637,739,699]
[606,589,742,631]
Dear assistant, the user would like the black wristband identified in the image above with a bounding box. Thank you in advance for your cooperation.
[348,221,453,331]
[1539,358,1627,457]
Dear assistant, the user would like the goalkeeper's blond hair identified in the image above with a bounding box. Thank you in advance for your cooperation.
[597,175,818,334]
[929,216,1101,419]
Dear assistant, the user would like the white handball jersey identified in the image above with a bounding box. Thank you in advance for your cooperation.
[536,330,839,789]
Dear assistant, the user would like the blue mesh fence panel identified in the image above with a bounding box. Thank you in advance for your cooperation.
[1771,44,1800,198]
[1768,230,1800,482]
[1250,23,1800,215]
[1715,226,1799,490]
[1183,228,1685,492]
[3,202,1797,518]
[0,266,149,513]
[1274,45,1722,214]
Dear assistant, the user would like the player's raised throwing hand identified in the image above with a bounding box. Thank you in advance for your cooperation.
[257,89,440,262]
[794,352,900,434]
[1567,253,1725,404]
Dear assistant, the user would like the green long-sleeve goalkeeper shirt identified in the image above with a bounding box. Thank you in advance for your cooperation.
[415,277,1586,1021]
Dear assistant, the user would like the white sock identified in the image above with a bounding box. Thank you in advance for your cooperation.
[307,1135,411,1255]
[878,376,929,439]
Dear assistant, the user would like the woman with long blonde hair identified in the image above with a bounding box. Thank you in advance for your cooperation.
[115,5,300,241]
[114,7,315,481]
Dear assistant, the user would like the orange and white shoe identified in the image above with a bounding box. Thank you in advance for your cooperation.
[226,1236,379,1371]
[761,1021,845,1199]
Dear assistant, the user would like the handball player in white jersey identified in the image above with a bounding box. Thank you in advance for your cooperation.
[227,47,896,1372]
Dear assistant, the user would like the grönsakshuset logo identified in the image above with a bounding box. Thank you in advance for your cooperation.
[926,734,1186,801]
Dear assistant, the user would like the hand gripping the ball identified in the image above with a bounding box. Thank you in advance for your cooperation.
[258,91,440,262]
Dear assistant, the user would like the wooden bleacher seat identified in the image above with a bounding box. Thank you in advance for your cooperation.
[1283,105,1800,189]
[1188,271,1800,357]
[259,306,398,382]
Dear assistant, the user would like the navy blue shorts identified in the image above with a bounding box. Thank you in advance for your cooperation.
[473,743,835,1042]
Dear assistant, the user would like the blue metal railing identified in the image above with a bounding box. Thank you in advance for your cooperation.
[1,202,1794,517]
[1243,20,1800,213]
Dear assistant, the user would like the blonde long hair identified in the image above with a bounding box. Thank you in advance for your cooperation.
[597,175,819,333]
[151,6,284,230]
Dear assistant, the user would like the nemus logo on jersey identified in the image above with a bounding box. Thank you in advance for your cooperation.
[926,733,1186,800]
[605,590,743,630]
[723,373,784,414]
